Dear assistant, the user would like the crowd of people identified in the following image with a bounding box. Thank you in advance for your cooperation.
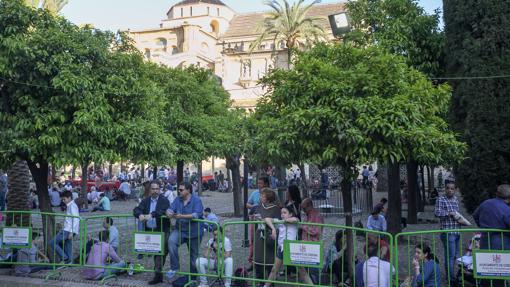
[1,166,509,287]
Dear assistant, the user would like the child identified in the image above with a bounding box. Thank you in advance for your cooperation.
[92,193,111,212]
[196,227,233,287]
[263,207,313,287]
[203,207,219,232]
[411,243,441,287]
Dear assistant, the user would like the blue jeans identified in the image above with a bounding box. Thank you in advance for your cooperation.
[168,230,200,273]
[50,230,73,262]
[440,233,460,283]
[101,261,126,279]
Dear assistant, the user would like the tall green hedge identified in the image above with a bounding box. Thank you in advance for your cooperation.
[444,0,510,213]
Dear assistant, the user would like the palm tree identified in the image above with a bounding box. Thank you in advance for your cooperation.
[250,0,326,68]
[24,0,69,13]
[5,161,31,227]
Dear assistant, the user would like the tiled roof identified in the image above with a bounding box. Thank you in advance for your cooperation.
[221,2,346,39]
[173,0,226,7]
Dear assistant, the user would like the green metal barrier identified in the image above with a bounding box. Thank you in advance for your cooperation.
[80,215,220,285]
[395,229,510,287]
[223,220,394,287]
[0,210,84,281]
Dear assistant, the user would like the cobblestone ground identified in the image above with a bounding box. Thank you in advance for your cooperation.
[0,189,486,287]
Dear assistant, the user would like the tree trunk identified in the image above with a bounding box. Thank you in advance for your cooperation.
[81,163,89,209]
[27,161,55,261]
[297,162,307,196]
[197,162,203,195]
[71,165,76,179]
[376,164,388,193]
[109,163,113,180]
[387,162,402,235]
[226,166,233,193]
[6,160,31,226]
[177,160,184,184]
[227,156,242,217]
[340,171,354,281]
[427,166,434,201]
[406,161,418,224]
[153,165,158,180]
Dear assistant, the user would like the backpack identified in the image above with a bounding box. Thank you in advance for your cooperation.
[233,267,248,287]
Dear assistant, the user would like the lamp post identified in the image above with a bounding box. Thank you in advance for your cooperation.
[328,12,351,39]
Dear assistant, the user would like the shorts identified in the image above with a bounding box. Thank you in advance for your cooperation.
[276,247,284,260]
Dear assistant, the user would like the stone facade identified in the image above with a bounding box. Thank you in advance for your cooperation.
[128,0,345,109]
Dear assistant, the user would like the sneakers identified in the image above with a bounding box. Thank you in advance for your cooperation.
[165,269,178,283]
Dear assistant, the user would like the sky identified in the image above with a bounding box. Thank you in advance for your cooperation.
[60,0,443,32]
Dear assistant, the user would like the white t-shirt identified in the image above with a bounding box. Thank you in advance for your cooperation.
[362,257,394,287]
[207,237,232,260]
[275,220,298,250]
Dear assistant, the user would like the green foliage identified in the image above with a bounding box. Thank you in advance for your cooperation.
[0,0,174,169]
[149,64,231,165]
[444,0,510,212]
[346,0,444,77]
[250,0,326,62]
[256,43,465,180]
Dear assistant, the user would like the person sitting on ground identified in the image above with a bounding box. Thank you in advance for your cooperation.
[203,207,220,232]
[85,217,119,258]
[410,243,441,287]
[263,206,313,287]
[117,179,131,201]
[366,206,387,232]
[15,236,50,275]
[82,230,125,280]
[355,244,394,287]
[323,230,349,284]
[92,193,111,212]
[87,186,100,204]
[196,227,233,287]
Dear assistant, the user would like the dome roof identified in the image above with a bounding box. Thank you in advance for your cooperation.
[173,0,227,7]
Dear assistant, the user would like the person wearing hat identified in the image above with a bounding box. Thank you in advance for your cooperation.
[366,205,387,232]
[473,184,510,287]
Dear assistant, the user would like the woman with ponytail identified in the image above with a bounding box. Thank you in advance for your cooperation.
[412,243,441,287]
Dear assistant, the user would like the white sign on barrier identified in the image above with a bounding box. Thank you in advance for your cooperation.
[2,227,32,248]
[474,250,510,279]
[133,232,164,255]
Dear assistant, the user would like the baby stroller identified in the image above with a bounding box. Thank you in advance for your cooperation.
[455,233,481,286]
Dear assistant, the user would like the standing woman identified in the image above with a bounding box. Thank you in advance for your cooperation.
[412,243,441,287]
[285,185,302,220]
[253,188,281,281]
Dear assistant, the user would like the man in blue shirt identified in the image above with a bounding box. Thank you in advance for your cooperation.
[133,181,170,285]
[473,184,510,287]
[165,182,204,283]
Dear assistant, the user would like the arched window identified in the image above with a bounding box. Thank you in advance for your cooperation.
[207,7,210,15]
[171,46,179,55]
[279,41,286,49]
[210,20,219,34]
[144,49,151,59]
[180,8,183,17]
[155,38,167,52]
[190,6,193,16]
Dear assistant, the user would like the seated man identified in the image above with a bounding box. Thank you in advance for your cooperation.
[87,186,100,204]
[82,230,125,280]
[196,227,233,287]
[92,193,111,212]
